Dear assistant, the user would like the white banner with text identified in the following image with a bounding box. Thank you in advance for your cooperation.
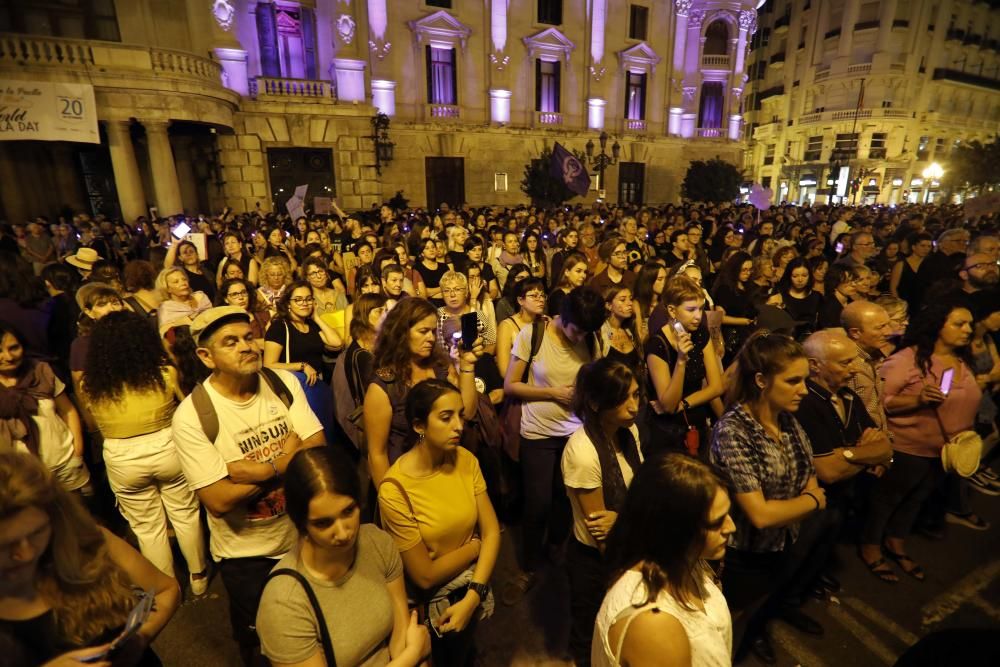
[0,80,99,143]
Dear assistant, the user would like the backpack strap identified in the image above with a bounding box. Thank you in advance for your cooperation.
[520,318,547,383]
[264,569,337,667]
[190,369,292,445]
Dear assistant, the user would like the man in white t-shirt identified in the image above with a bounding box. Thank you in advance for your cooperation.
[172,306,324,667]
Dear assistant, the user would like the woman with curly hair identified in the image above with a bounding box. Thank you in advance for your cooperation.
[363,297,481,485]
[860,301,984,582]
[257,255,293,316]
[0,450,180,665]
[81,311,208,592]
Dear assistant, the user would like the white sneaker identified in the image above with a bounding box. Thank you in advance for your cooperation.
[190,573,209,596]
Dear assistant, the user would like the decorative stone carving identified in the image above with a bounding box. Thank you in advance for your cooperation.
[688,10,705,29]
[590,64,607,81]
[408,10,473,51]
[490,51,511,71]
[675,0,694,17]
[212,0,235,31]
[369,39,391,60]
[682,86,697,104]
[739,10,757,33]
[336,14,356,45]
[523,27,576,63]
[617,42,662,74]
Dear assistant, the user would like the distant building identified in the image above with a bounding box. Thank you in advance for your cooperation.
[744,0,1000,206]
[0,0,758,221]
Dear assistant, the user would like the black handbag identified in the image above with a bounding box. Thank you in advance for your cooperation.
[264,569,337,666]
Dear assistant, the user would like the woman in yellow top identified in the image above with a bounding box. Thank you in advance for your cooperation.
[81,310,208,596]
[378,379,501,667]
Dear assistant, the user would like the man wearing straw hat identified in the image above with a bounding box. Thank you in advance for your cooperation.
[65,247,102,281]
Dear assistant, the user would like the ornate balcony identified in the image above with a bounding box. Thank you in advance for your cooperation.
[697,127,724,138]
[426,104,460,120]
[625,119,647,132]
[701,54,730,69]
[249,77,335,102]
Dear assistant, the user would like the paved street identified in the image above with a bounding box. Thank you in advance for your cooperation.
[153,470,1000,667]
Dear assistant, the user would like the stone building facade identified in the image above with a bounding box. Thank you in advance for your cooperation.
[744,0,1000,205]
[0,0,758,222]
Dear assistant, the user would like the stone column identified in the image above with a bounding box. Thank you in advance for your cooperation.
[837,0,862,58]
[105,120,147,222]
[143,120,184,216]
[876,0,898,53]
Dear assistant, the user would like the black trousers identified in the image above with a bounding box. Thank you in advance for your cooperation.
[430,614,479,667]
[519,435,571,572]
[218,556,275,667]
[567,540,607,667]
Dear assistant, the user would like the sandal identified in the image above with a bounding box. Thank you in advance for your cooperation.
[860,555,898,583]
[882,546,925,581]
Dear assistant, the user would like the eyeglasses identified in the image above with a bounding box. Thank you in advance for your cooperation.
[227,290,248,298]
[290,296,315,305]
[306,270,327,278]
[965,262,998,271]
[441,288,466,296]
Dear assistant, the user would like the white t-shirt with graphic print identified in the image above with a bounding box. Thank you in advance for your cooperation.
[172,369,323,561]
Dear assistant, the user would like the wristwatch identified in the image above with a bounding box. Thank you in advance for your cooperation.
[468,582,490,601]
[841,448,856,462]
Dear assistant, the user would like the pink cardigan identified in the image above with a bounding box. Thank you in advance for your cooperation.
[880,346,981,458]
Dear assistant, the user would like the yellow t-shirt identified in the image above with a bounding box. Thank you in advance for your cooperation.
[378,447,486,559]
[85,367,178,439]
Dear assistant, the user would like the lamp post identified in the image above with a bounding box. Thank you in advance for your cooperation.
[921,162,944,203]
[585,131,620,194]
[370,112,395,176]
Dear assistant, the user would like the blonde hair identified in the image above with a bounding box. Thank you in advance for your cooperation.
[260,256,292,286]
[154,266,188,299]
[439,270,468,292]
[0,451,134,645]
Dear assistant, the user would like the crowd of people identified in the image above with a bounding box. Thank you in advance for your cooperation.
[0,198,999,667]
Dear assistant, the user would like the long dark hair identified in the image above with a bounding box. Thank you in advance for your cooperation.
[713,251,752,296]
[83,311,168,403]
[500,262,532,301]
[775,257,813,295]
[632,262,664,320]
[605,453,723,610]
[901,300,976,376]
[0,251,47,306]
[284,447,361,535]
[405,378,461,448]
[726,330,805,406]
[374,297,449,385]
[553,251,588,290]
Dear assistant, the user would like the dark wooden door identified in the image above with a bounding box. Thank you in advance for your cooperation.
[425,157,465,210]
[618,162,645,205]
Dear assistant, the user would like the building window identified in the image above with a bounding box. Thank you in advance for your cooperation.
[426,46,457,105]
[917,135,930,160]
[625,72,647,120]
[882,100,893,108]
[629,5,649,41]
[257,3,318,79]
[538,0,562,25]
[804,136,823,161]
[763,144,775,165]
[425,0,452,8]
[704,20,729,54]
[869,133,887,159]
[535,59,561,112]
[0,0,120,41]
[834,133,859,159]
[698,82,724,129]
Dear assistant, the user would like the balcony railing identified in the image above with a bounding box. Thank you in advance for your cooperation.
[847,63,872,75]
[697,127,724,138]
[701,54,730,68]
[814,66,831,81]
[932,68,1000,92]
[625,119,647,132]
[534,111,563,126]
[0,33,222,84]
[427,104,460,119]
[249,77,334,101]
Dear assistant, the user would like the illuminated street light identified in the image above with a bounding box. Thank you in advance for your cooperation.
[921,162,944,202]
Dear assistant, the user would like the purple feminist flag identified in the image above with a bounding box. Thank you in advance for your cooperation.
[549,143,591,196]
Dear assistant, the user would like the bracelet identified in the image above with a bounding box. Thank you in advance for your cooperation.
[460,368,475,374]
[803,491,819,510]
[269,459,279,478]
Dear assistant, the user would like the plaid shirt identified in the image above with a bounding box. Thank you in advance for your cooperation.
[710,405,815,553]
[846,343,887,433]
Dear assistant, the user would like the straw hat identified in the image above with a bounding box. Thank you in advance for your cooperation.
[65,247,102,270]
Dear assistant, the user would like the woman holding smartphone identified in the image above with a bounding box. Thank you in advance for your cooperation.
[860,301,984,582]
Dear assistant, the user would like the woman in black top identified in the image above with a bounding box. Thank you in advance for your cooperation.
[645,276,724,460]
[413,237,449,307]
[711,251,757,362]
[216,232,259,287]
[521,231,547,286]
[599,285,642,371]
[767,257,823,337]
[165,239,216,300]
[263,280,344,385]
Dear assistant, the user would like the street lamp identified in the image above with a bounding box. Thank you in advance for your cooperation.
[370,112,395,176]
[585,131,620,193]
[921,162,944,202]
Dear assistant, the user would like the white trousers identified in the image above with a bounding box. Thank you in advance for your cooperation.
[103,427,207,578]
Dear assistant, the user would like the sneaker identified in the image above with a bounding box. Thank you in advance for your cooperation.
[970,472,1000,496]
[500,571,537,606]
[945,512,991,531]
[190,572,209,596]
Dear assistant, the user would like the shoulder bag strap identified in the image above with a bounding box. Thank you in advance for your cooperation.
[260,367,294,409]
[378,477,417,522]
[284,320,291,364]
[265,569,337,667]
[190,382,219,445]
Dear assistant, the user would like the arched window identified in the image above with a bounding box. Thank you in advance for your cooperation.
[704,20,729,55]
